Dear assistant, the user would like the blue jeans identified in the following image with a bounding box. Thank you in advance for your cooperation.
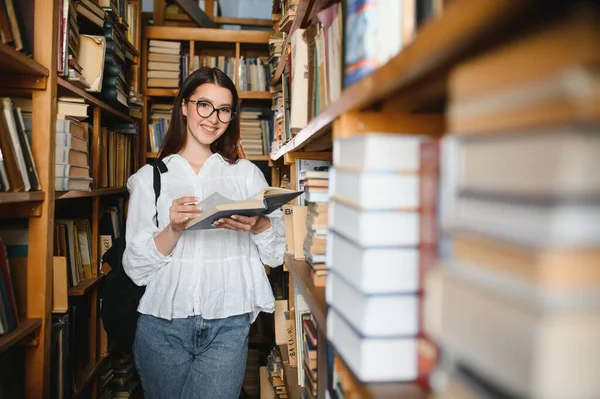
[133,313,251,399]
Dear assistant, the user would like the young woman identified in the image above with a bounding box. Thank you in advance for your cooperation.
[123,67,285,399]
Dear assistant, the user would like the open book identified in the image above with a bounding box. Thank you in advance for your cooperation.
[184,187,303,231]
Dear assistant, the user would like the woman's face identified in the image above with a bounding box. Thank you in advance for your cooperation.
[182,82,234,147]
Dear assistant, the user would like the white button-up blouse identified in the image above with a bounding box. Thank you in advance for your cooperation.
[122,153,285,322]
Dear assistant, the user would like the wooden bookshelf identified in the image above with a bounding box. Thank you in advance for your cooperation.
[0,1,144,397]
[0,318,43,356]
[141,25,274,166]
[271,0,529,160]
[57,78,137,123]
[284,253,327,333]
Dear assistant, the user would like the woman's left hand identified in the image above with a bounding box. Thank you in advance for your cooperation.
[213,214,271,234]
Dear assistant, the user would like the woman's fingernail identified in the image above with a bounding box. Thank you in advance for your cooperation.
[230,215,237,220]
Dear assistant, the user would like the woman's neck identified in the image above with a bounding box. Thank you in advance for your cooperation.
[178,142,213,174]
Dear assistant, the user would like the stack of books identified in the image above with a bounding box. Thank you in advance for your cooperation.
[301,169,329,287]
[326,134,440,383]
[55,97,92,191]
[147,40,181,88]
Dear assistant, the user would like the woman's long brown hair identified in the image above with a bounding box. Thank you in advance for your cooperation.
[158,67,242,163]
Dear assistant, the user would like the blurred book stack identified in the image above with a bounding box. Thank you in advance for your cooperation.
[425,4,600,399]
[147,103,172,153]
[326,133,440,384]
[147,40,181,88]
[240,109,271,156]
[302,169,329,287]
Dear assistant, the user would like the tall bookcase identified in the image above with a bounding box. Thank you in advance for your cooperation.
[0,0,143,397]
[268,0,599,398]
[140,25,274,165]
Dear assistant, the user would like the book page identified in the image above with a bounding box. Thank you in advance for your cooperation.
[199,192,235,211]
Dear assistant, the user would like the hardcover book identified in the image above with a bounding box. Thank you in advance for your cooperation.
[185,187,302,231]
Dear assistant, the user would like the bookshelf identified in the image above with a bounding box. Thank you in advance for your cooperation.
[0,0,143,398]
[267,0,600,398]
[140,25,275,165]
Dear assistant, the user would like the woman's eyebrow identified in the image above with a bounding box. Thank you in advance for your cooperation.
[196,97,231,107]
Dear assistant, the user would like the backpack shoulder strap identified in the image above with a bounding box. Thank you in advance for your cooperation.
[151,160,168,227]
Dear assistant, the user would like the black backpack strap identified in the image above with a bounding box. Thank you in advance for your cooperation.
[151,160,168,227]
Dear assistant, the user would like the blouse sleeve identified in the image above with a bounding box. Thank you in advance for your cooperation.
[122,168,172,285]
[247,164,286,267]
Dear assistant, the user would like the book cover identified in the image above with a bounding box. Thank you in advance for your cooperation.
[184,187,302,231]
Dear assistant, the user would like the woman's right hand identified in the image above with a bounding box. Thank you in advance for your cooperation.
[169,196,202,232]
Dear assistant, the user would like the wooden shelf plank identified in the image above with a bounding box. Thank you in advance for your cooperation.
[0,191,45,205]
[143,88,178,97]
[55,187,128,200]
[0,43,49,77]
[271,0,528,160]
[165,13,273,27]
[68,275,105,296]
[0,318,42,355]
[239,91,273,100]
[284,253,326,333]
[144,26,272,43]
[57,78,136,123]
[144,89,273,100]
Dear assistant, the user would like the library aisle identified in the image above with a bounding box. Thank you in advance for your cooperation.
[0,0,598,398]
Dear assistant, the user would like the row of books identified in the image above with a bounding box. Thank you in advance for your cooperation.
[269,0,446,153]
[424,5,600,398]
[0,97,39,192]
[147,103,172,153]
[0,0,33,55]
[0,237,18,335]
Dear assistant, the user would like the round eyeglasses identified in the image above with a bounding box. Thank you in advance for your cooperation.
[188,99,236,123]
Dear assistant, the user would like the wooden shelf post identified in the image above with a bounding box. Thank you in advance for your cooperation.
[26,0,59,397]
